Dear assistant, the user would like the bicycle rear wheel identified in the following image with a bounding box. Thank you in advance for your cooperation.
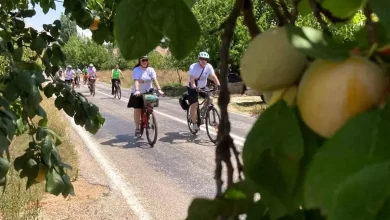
[206,107,220,144]
[146,112,158,146]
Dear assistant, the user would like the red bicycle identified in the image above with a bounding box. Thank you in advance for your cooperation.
[138,89,161,146]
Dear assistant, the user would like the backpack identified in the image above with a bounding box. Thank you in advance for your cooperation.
[179,91,189,110]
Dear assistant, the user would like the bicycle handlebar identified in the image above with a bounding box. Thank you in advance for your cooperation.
[198,87,218,93]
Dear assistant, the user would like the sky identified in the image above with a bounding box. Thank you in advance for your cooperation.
[24,1,92,38]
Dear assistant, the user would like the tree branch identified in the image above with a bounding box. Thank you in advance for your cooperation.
[363,5,377,45]
[309,0,331,36]
[215,0,242,198]
[242,0,261,38]
[279,0,292,22]
[291,0,300,25]
[265,0,287,26]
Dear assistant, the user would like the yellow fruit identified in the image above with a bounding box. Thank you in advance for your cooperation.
[297,56,388,138]
[35,163,48,182]
[267,84,298,107]
[240,26,307,92]
[89,17,99,31]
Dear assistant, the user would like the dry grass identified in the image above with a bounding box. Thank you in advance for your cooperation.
[98,69,188,89]
[0,96,79,220]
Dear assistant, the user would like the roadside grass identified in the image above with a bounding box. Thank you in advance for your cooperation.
[98,69,187,90]
[230,101,267,116]
[0,96,79,220]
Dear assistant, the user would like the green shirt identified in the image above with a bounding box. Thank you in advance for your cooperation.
[112,69,121,79]
[82,68,88,75]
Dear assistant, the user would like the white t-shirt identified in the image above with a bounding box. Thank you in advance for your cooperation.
[187,63,215,88]
[65,69,75,80]
[131,66,156,93]
[87,67,97,78]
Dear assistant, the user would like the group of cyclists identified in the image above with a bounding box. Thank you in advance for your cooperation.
[58,64,98,90]
[127,52,221,136]
[56,51,221,138]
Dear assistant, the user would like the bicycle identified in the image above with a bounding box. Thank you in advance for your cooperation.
[88,77,96,97]
[75,76,80,88]
[187,87,221,143]
[113,79,121,100]
[83,75,88,85]
[137,88,161,147]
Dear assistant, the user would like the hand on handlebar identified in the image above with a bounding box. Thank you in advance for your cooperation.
[134,90,141,96]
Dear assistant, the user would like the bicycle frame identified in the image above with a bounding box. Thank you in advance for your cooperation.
[140,90,158,128]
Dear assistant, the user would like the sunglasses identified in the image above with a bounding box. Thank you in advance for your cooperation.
[141,59,148,62]
[199,58,208,61]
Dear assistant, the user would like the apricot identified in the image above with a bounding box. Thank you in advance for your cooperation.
[240,26,307,92]
[297,56,388,138]
[89,17,99,31]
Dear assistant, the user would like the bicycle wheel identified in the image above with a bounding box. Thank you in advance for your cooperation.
[92,83,95,97]
[117,86,121,100]
[205,107,220,144]
[146,112,158,146]
[187,108,201,135]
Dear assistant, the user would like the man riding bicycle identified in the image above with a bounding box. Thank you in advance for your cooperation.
[188,51,221,132]
[82,65,88,84]
[75,66,82,86]
[87,63,98,88]
[111,64,124,95]
[64,65,75,89]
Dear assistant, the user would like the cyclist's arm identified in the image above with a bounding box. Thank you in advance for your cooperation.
[111,69,114,79]
[209,73,221,87]
[120,70,124,78]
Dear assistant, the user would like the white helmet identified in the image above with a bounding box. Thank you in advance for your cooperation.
[67,65,72,68]
[89,63,94,67]
[198,51,210,59]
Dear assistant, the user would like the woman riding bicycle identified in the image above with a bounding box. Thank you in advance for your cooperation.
[64,65,75,89]
[188,51,221,132]
[111,64,124,95]
[87,63,98,88]
[82,65,88,84]
[127,55,164,137]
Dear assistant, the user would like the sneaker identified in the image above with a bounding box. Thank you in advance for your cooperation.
[192,124,199,131]
[135,129,141,138]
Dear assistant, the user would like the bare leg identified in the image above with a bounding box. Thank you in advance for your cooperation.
[134,108,142,129]
[190,102,198,123]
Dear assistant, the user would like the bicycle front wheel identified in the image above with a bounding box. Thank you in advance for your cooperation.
[187,109,199,135]
[146,112,158,146]
[206,107,220,144]
[117,86,121,99]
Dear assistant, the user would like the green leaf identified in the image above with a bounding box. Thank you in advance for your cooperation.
[53,20,62,29]
[20,9,36,18]
[6,42,14,52]
[91,24,109,45]
[304,101,390,215]
[183,0,196,8]
[377,196,390,220]
[114,0,164,60]
[64,103,75,117]
[242,100,304,218]
[46,129,62,145]
[285,25,354,61]
[87,104,99,117]
[51,44,65,62]
[322,0,365,19]
[0,157,10,179]
[41,136,53,167]
[158,0,201,60]
[61,175,75,197]
[12,47,23,61]
[49,26,60,39]
[54,96,66,110]
[45,168,65,196]
[38,118,48,127]
[247,201,268,220]
[298,0,313,17]
[186,198,220,220]
[329,161,390,220]
[370,0,390,37]
[84,117,101,135]
[31,36,47,50]
[43,83,55,98]
[3,81,19,103]
[15,118,26,135]
[0,131,10,154]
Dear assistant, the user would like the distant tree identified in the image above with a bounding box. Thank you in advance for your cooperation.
[60,13,77,43]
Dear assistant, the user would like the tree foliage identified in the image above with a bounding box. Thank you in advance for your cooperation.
[59,13,77,43]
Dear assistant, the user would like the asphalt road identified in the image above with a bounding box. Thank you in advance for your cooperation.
[73,82,257,220]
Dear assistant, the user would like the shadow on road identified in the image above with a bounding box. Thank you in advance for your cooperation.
[158,131,214,147]
[100,134,152,149]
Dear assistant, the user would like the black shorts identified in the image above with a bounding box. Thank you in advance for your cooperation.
[187,87,207,105]
[65,79,73,84]
[127,93,144,109]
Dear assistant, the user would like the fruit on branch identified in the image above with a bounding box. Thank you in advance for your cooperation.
[267,84,298,107]
[35,163,48,182]
[89,17,100,31]
[297,56,388,138]
[240,26,307,92]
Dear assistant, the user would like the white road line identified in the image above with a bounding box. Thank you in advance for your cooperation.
[65,115,152,220]
[89,87,246,147]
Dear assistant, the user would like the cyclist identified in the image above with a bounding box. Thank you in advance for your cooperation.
[75,66,82,86]
[87,63,98,89]
[187,51,221,132]
[82,65,88,84]
[127,55,164,137]
[64,65,75,89]
[111,64,124,95]
[58,67,63,79]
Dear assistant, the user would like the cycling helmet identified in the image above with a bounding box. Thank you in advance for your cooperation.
[67,65,72,68]
[89,63,94,67]
[140,55,148,59]
[198,51,210,59]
